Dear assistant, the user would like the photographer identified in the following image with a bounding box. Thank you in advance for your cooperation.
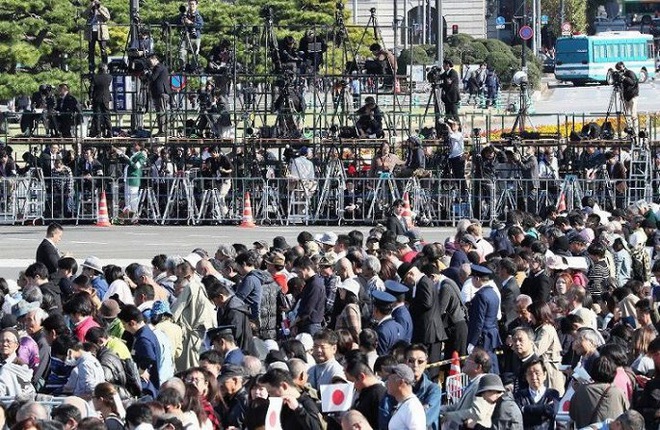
[278,35,302,73]
[196,81,232,138]
[513,145,540,214]
[367,43,396,90]
[85,0,111,73]
[615,61,639,132]
[177,0,204,70]
[399,136,426,178]
[440,58,461,123]
[147,53,171,137]
[299,30,327,75]
[355,96,383,138]
[206,39,235,95]
[55,83,81,138]
[89,63,113,138]
[20,84,55,136]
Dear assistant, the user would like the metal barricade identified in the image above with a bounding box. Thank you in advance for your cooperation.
[14,170,46,224]
[0,178,16,224]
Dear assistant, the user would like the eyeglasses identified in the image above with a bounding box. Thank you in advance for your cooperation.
[407,358,427,365]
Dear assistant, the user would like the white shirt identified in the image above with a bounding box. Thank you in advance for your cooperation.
[103,279,135,304]
[529,385,547,403]
[388,395,427,430]
[448,131,465,159]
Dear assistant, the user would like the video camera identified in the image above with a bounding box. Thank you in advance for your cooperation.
[609,69,623,87]
[426,66,443,84]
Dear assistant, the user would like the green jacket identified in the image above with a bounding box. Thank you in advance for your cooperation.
[125,150,147,187]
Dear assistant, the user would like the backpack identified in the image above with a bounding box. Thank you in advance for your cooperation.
[121,358,143,397]
[630,246,649,282]
[257,271,279,340]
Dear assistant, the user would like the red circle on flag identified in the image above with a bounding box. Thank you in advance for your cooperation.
[562,400,570,412]
[268,410,278,427]
[332,389,345,405]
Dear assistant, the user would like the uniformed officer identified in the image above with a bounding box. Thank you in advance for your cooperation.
[371,290,405,355]
[385,280,413,343]
[208,325,245,366]
[218,363,249,429]
[466,264,502,374]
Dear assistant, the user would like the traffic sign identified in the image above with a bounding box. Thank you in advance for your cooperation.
[519,25,533,40]
[496,16,505,26]
[541,15,548,25]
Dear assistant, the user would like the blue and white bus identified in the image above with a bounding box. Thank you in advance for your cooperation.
[554,31,655,85]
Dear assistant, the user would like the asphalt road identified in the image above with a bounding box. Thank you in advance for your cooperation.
[0,224,459,281]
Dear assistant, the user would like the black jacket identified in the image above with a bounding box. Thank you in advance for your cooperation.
[621,68,639,102]
[150,62,171,97]
[385,215,407,235]
[91,72,113,104]
[217,295,254,354]
[36,239,60,274]
[520,271,551,303]
[441,68,461,104]
[409,275,447,344]
[278,393,323,430]
[219,387,248,429]
[501,277,521,328]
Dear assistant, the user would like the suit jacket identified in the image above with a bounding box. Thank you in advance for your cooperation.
[75,157,104,177]
[91,72,113,104]
[57,94,79,114]
[500,277,520,328]
[150,63,171,98]
[520,271,551,303]
[385,215,407,235]
[375,317,404,355]
[36,239,59,274]
[409,275,447,344]
[441,68,461,104]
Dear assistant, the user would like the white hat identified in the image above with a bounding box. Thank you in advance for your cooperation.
[629,231,647,248]
[295,333,313,351]
[184,252,202,269]
[81,256,103,274]
[315,232,338,246]
[264,339,279,351]
[338,278,361,297]
[545,254,568,271]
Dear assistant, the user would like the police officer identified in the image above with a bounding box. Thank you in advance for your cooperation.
[208,325,245,366]
[385,280,412,344]
[466,264,502,374]
[371,290,404,355]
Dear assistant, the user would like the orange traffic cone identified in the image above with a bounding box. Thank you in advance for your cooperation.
[446,351,463,401]
[96,191,111,227]
[240,192,256,228]
[402,191,414,229]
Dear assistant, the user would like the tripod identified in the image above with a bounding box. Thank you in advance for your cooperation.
[315,145,348,223]
[421,80,444,132]
[178,23,200,72]
[603,83,632,139]
[509,83,534,136]
[367,172,400,220]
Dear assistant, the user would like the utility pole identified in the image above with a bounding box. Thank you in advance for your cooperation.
[521,0,527,69]
[436,0,443,64]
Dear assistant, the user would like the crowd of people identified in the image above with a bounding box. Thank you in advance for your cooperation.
[1,199,660,428]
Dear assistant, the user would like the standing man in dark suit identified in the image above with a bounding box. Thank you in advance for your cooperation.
[89,63,113,138]
[148,54,170,137]
[520,253,551,303]
[467,264,502,374]
[385,199,407,235]
[36,223,63,275]
[55,84,80,138]
[497,258,520,332]
[440,58,461,123]
[398,263,447,376]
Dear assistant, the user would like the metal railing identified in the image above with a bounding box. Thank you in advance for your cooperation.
[0,173,654,226]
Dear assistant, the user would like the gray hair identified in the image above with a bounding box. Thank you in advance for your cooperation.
[165,255,184,272]
[242,355,265,378]
[578,328,604,348]
[364,255,381,273]
[515,294,533,307]
[135,264,153,280]
[27,307,49,323]
[217,244,236,259]
[16,402,49,422]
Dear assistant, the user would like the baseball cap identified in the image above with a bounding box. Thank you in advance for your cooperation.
[383,364,415,385]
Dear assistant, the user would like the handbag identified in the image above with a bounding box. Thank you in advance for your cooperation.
[588,384,612,425]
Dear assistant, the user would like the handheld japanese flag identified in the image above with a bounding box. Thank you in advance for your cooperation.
[265,397,283,430]
[320,383,355,412]
[557,384,575,413]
